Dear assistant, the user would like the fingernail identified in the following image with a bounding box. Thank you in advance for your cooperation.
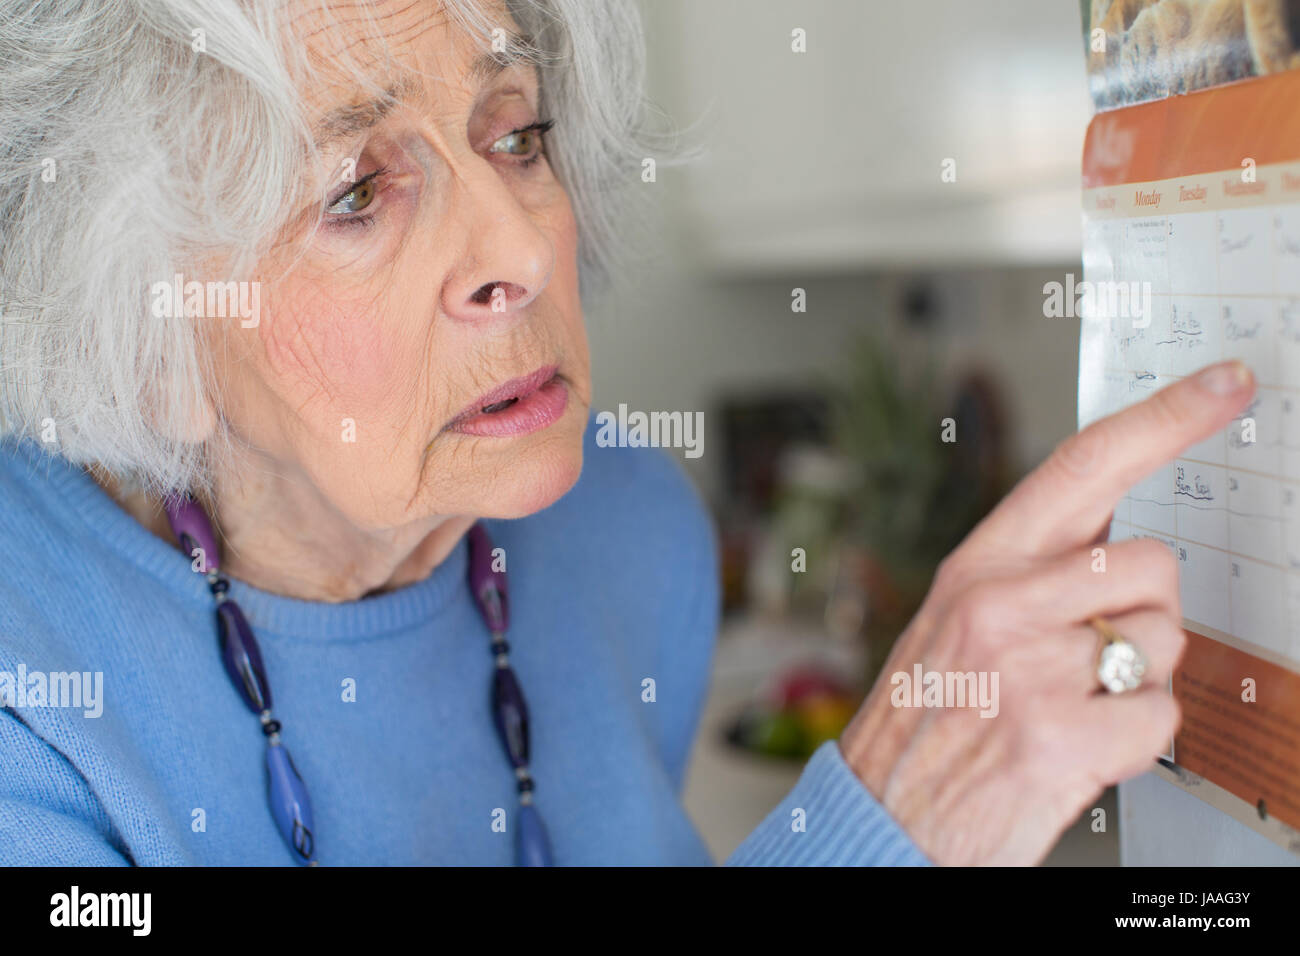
[1195,360,1253,395]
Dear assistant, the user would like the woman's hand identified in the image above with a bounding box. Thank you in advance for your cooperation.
[838,360,1257,865]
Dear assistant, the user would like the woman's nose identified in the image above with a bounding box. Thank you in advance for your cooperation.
[440,169,555,323]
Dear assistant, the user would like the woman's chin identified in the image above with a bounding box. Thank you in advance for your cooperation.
[428,398,589,520]
[488,449,584,519]
[479,410,587,519]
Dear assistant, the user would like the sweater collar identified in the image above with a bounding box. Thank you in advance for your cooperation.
[3,438,473,642]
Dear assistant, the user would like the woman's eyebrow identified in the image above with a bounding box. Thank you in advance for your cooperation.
[466,31,539,87]
[312,75,425,151]
[311,36,539,152]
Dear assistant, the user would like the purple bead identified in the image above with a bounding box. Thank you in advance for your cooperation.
[266,743,316,865]
[515,803,553,866]
[163,494,221,573]
[467,524,508,632]
[492,666,529,767]
[216,600,272,713]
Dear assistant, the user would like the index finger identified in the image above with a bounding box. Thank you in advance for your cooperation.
[966,360,1256,559]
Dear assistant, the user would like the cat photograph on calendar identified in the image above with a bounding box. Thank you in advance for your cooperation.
[1088,0,1300,108]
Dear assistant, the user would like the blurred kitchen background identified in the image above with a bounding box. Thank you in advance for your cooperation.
[582,0,1113,863]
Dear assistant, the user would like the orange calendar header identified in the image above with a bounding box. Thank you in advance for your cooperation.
[1084,70,1300,189]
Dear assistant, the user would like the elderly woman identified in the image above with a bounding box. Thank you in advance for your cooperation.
[0,0,1255,867]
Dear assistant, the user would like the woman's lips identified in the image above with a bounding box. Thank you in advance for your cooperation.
[445,365,568,438]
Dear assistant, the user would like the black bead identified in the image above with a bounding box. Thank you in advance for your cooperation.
[261,719,282,737]
[209,577,231,596]
[490,637,510,656]
[517,776,535,793]
[491,667,530,767]
[216,601,273,713]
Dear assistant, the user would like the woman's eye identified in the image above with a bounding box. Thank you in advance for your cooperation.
[488,120,554,162]
[327,175,379,215]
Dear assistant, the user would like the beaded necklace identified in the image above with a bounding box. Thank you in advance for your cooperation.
[163,496,554,866]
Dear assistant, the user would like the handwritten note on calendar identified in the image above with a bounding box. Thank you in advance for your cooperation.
[1078,71,1300,854]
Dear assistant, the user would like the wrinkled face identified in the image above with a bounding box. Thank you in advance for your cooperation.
[209,0,590,529]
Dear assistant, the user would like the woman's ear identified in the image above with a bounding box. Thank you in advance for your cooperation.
[144,256,236,447]
[163,381,218,444]
[144,334,219,446]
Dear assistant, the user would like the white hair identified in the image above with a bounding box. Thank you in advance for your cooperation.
[0,0,664,495]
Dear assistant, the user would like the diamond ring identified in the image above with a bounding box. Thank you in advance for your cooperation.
[1090,616,1148,694]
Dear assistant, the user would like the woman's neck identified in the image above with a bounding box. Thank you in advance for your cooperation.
[96,466,475,603]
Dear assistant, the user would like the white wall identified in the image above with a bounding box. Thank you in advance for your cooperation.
[1121,775,1298,865]
[583,0,1090,499]
[587,261,1086,500]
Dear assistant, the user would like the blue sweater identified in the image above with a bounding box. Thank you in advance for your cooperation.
[0,421,928,866]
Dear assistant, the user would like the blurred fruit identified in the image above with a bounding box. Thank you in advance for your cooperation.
[727,666,860,759]
[796,694,857,745]
[775,667,853,708]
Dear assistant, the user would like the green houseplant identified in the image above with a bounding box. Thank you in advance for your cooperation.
[832,333,1010,684]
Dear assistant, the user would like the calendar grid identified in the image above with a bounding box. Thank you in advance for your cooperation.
[1080,74,1300,848]
[1082,168,1300,670]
